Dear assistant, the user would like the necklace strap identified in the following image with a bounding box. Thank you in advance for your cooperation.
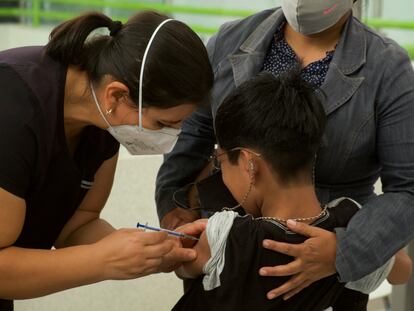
[256,205,328,224]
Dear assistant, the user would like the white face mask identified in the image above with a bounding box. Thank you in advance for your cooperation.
[91,85,181,155]
[91,18,181,156]
[281,0,353,35]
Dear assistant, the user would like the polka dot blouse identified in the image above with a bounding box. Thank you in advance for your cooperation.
[262,23,335,88]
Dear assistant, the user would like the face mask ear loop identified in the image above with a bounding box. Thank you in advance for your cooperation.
[222,159,255,211]
[91,83,112,129]
[138,19,174,131]
[312,153,317,186]
[223,178,253,211]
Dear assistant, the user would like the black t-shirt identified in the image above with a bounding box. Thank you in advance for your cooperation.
[0,46,119,310]
[0,46,120,249]
[173,198,368,311]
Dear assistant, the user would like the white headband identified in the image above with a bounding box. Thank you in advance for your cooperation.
[138,18,174,129]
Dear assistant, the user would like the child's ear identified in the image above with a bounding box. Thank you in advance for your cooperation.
[239,150,257,184]
[249,159,260,185]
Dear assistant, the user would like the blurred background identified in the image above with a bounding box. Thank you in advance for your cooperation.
[0,0,414,55]
[0,1,413,310]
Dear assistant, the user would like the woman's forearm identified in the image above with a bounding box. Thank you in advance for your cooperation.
[58,218,115,247]
[0,244,104,300]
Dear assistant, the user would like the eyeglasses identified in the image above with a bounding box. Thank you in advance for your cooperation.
[209,147,261,170]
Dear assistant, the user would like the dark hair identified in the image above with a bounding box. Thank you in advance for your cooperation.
[45,11,214,109]
[215,71,326,183]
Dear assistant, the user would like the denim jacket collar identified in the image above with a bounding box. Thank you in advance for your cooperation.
[331,13,367,75]
[236,8,367,74]
[320,14,366,115]
[229,8,366,115]
[228,10,282,87]
[239,9,285,54]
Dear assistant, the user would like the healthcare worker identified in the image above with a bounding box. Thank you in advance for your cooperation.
[156,0,414,301]
[0,10,213,310]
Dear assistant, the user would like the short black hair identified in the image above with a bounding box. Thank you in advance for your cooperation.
[215,71,326,183]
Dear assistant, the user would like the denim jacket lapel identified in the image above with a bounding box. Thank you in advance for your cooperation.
[229,9,367,116]
[228,9,285,87]
[320,15,367,115]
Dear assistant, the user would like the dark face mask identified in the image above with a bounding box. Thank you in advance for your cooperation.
[173,170,245,217]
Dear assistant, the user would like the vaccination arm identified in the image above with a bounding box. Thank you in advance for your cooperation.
[175,211,237,280]
[259,44,414,299]
[175,229,211,279]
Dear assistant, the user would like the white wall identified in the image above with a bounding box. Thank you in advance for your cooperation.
[0,24,53,51]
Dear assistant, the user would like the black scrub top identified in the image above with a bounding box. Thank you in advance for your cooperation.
[173,198,368,311]
[0,46,119,310]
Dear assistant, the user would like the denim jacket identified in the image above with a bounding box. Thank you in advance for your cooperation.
[156,8,414,282]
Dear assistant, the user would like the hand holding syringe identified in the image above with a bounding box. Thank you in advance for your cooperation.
[136,223,200,241]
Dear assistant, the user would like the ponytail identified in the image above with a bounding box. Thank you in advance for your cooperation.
[44,11,213,110]
[45,12,112,65]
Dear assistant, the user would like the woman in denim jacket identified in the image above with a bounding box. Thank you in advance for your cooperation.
[156,0,414,300]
